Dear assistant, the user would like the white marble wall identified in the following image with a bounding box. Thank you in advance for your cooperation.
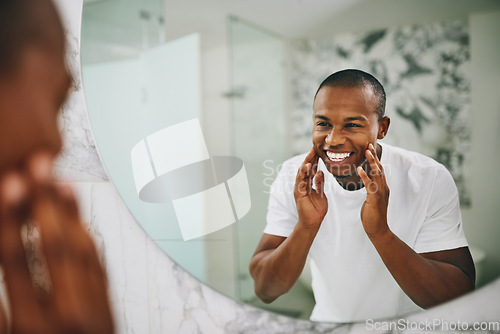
[53,0,108,182]
[46,1,500,333]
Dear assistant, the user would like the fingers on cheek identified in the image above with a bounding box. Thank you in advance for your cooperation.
[365,148,371,160]
[31,188,73,292]
[297,179,307,194]
[367,150,377,166]
[0,305,7,334]
[0,173,111,331]
[315,171,325,191]
[26,152,54,184]
[0,172,30,216]
[312,155,319,171]
[0,174,53,329]
[51,184,104,280]
[0,208,44,328]
[357,166,368,182]
[32,190,84,327]
[34,186,110,332]
[358,167,379,192]
[305,163,311,176]
[297,164,304,178]
[55,226,112,331]
[298,163,311,184]
[0,174,30,275]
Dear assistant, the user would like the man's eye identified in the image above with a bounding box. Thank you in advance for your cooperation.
[345,123,361,128]
[317,122,331,127]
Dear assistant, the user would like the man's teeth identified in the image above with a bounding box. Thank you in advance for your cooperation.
[326,151,351,162]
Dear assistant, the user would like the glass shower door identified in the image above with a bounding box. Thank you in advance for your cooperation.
[228,16,288,303]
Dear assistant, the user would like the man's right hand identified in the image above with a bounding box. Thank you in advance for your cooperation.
[0,153,115,334]
[250,148,327,303]
[294,147,328,229]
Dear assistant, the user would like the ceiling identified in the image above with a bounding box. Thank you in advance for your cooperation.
[161,0,500,46]
[81,0,500,61]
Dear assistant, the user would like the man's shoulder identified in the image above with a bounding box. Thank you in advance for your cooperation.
[382,142,445,172]
[382,143,453,189]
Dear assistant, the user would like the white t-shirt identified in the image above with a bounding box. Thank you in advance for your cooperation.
[263,142,468,323]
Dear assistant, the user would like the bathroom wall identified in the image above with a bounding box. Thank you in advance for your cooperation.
[461,10,500,286]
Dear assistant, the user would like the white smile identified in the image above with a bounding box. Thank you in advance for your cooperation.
[326,151,352,162]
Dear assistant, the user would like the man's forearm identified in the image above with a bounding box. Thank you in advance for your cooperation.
[250,224,319,303]
[369,230,474,309]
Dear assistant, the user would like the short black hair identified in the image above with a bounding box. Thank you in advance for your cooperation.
[314,69,386,120]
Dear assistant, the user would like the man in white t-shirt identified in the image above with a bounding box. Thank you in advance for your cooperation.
[249,69,475,322]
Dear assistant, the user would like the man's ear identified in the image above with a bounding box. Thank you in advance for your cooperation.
[377,116,390,139]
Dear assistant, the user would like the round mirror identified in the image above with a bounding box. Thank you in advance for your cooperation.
[81,0,500,321]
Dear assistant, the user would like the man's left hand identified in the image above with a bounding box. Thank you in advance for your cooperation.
[357,143,390,240]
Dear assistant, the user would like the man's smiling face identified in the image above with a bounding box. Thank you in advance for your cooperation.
[312,85,389,186]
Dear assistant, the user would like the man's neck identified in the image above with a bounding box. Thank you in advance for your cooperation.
[335,175,364,190]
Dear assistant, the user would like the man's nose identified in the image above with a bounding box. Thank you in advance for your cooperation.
[325,127,346,146]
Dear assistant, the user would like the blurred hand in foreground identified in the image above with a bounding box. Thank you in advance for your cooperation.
[0,153,114,334]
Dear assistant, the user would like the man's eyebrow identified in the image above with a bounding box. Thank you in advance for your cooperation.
[314,115,330,121]
[345,116,368,122]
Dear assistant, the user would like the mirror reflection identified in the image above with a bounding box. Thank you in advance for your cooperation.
[81,0,500,321]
